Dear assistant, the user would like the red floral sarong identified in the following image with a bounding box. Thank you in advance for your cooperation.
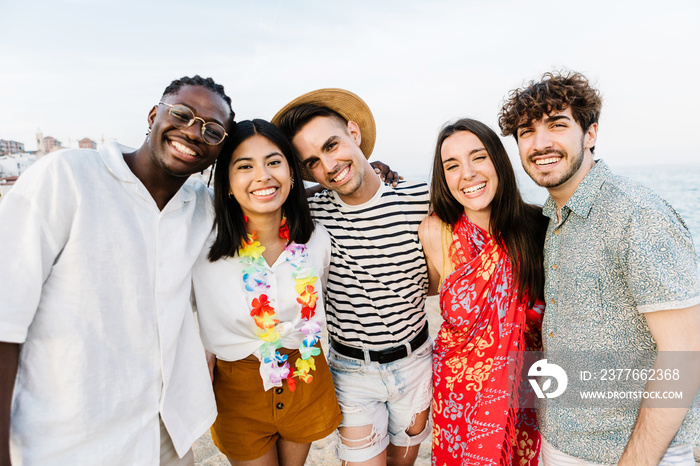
[432,213,543,466]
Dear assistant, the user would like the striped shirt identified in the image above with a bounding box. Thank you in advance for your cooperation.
[308,180,430,350]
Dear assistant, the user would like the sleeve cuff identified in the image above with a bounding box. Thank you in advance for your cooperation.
[638,295,700,313]
[0,323,29,344]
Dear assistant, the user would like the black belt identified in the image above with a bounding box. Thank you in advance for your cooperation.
[330,323,429,364]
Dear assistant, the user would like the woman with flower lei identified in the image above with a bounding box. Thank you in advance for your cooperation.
[192,119,341,465]
[418,119,548,466]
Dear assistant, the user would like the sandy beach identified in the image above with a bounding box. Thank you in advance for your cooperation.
[193,429,432,466]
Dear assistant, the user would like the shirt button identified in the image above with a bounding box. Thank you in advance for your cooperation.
[549,332,554,338]
[276,402,284,410]
[550,299,555,305]
[552,264,558,270]
[554,230,561,235]
[275,387,283,394]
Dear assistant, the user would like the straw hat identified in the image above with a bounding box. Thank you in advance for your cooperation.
[271,88,376,161]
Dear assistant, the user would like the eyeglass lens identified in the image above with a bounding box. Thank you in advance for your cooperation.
[167,105,226,145]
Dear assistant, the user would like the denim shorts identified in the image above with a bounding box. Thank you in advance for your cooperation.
[327,339,433,463]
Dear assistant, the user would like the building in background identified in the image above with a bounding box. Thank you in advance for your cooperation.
[0,153,36,178]
[35,130,45,158]
[78,137,97,149]
[0,176,18,200]
[0,152,36,201]
[0,140,25,156]
[43,136,62,153]
[1,131,102,201]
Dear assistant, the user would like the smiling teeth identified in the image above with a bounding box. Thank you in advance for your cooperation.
[463,182,486,194]
[535,157,560,166]
[172,141,197,156]
[252,187,276,196]
[332,166,350,182]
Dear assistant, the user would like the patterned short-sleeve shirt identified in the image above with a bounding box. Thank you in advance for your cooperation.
[540,160,700,463]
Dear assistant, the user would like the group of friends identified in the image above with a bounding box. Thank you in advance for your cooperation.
[0,70,698,466]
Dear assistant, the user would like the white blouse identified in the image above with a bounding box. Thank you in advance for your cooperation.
[193,224,331,362]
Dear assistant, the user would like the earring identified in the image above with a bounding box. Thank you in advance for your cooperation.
[290,177,295,190]
[228,191,234,199]
[146,127,151,143]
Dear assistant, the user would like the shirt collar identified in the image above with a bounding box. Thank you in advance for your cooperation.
[331,180,386,210]
[542,159,611,221]
[98,141,194,205]
[99,141,138,182]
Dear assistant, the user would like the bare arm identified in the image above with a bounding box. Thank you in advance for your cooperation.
[418,216,443,296]
[0,342,19,466]
[618,304,700,465]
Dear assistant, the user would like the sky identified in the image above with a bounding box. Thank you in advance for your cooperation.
[1,0,699,179]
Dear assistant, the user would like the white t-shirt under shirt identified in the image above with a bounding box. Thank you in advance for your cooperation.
[0,143,216,465]
[193,225,331,361]
[307,181,430,351]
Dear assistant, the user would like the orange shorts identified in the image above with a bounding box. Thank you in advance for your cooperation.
[211,348,342,461]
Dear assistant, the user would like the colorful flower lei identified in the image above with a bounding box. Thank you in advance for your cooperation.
[239,215,321,391]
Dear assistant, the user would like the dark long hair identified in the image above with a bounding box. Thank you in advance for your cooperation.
[208,119,314,261]
[430,118,547,305]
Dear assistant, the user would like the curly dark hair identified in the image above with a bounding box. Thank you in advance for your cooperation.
[498,71,602,151]
[162,75,235,124]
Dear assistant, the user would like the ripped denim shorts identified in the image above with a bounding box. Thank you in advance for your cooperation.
[327,338,433,463]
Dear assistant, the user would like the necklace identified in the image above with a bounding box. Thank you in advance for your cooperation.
[238,215,321,391]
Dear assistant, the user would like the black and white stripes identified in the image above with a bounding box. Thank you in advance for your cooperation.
[309,181,430,350]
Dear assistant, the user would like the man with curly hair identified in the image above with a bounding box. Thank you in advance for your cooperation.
[0,76,235,465]
[499,71,700,465]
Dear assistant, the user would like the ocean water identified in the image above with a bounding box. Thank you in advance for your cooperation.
[412,163,700,251]
[515,163,700,251]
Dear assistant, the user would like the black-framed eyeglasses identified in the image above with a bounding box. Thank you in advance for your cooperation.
[158,102,228,145]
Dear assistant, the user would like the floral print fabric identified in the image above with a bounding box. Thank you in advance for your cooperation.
[432,213,543,466]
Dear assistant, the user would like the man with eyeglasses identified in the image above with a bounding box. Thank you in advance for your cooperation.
[0,75,234,465]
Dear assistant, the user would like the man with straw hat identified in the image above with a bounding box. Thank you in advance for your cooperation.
[273,89,432,465]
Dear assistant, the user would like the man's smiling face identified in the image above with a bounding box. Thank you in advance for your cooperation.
[147,85,231,178]
[516,107,597,190]
[291,115,368,198]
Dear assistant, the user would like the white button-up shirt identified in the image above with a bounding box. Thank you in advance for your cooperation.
[193,225,330,363]
[0,142,216,465]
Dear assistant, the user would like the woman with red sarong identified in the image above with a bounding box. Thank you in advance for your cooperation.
[418,119,548,466]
